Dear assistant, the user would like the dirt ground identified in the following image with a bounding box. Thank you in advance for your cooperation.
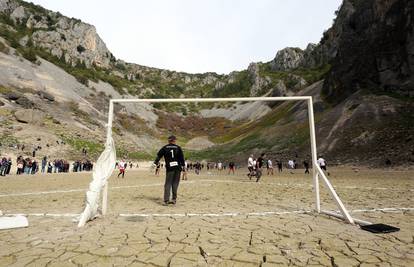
[0,167,413,266]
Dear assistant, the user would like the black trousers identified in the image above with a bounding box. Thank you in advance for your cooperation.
[164,169,181,202]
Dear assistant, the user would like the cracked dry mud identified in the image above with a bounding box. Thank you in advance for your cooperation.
[0,168,413,266]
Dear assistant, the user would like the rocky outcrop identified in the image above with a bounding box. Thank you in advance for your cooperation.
[0,0,113,68]
[248,63,271,96]
[0,0,18,13]
[270,48,304,71]
[14,109,45,124]
[323,0,414,103]
[30,17,113,68]
[269,42,332,71]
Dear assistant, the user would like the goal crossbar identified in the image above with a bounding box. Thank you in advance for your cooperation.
[78,96,358,227]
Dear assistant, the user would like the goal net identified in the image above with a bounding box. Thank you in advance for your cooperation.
[78,96,359,227]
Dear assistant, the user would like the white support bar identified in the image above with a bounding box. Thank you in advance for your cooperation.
[77,206,88,227]
[101,101,114,216]
[316,165,355,224]
[110,96,312,104]
[102,182,108,216]
[321,210,371,226]
[307,98,320,213]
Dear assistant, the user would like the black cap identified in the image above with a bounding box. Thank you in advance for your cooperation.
[168,135,177,141]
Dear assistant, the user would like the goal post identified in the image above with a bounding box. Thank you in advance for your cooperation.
[78,96,356,227]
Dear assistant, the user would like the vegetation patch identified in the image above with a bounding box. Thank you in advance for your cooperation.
[0,85,13,94]
[115,112,155,136]
[259,63,331,89]
[212,71,252,97]
[156,112,237,139]
[60,135,104,158]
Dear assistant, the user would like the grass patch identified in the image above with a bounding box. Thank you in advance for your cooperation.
[61,135,104,158]
[0,85,12,94]
[0,133,19,147]
[259,63,331,89]
[127,151,153,160]
[212,102,295,143]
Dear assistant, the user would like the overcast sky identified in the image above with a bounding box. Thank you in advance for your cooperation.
[29,0,342,74]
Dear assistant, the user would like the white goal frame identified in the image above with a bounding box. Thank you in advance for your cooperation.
[78,96,364,227]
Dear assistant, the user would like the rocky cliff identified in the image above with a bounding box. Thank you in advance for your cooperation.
[0,0,113,68]
[322,0,414,102]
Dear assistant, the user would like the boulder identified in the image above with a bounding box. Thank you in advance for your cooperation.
[271,80,287,97]
[37,91,55,102]
[14,109,45,124]
[4,92,21,101]
[10,5,26,23]
[15,96,34,108]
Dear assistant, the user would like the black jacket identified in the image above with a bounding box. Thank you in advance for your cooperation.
[154,143,185,171]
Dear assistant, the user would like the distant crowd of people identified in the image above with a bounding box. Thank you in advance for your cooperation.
[0,155,95,176]
[149,155,327,180]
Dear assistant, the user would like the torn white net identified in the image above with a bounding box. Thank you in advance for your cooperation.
[78,136,116,227]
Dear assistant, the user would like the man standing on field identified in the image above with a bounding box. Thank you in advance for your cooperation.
[154,135,185,206]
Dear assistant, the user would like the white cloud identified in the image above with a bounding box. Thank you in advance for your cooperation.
[29,0,342,74]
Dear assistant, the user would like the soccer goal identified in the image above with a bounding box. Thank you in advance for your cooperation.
[78,96,366,227]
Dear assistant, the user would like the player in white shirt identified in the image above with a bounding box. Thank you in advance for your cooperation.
[288,160,295,169]
[217,162,223,172]
[317,157,330,176]
[117,160,126,178]
[247,155,254,171]
[267,159,274,175]
[317,157,326,170]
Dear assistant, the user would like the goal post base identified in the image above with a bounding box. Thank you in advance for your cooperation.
[321,210,372,226]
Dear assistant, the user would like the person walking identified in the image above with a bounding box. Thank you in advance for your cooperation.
[153,135,185,206]
[256,153,265,182]
[228,161,235,175]
[277,160,283,173]
[303,160,310,174]
[181,161,188,181]
[4,158,11,175]
[267,159,274,175]
[154,162,161,176]
[117,160,126,178]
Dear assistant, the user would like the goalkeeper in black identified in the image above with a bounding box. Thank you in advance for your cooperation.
[153,135,186,205]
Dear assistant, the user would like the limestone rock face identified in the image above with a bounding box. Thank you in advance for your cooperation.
[323,0,414,102]
[0,0,113,69]
[14,109,45,124]
[202,74,217,85]
[10,5,25,22]
[0,0,18,13]
[31,19,112,68]
[248,63,271,96]
[270,48,304,71]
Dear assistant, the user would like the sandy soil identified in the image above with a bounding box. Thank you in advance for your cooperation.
[0,167,413,266]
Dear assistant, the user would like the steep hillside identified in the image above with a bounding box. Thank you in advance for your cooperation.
[0,0,412,166]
